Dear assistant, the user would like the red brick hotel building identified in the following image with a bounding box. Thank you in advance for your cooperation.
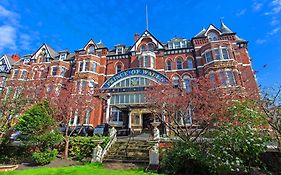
[1,20,259,133]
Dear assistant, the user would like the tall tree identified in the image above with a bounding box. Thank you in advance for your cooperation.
[145,77,247,142]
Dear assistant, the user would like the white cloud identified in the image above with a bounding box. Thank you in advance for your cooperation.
[256,39,267,44]
[253,2,263,11]
[0,25,17,51]
[0,5,18,25]
[271,17,279,25]
[264,0,281,15]
[236,9,247,16]
[19,34,31,50]
[267,27,281,35]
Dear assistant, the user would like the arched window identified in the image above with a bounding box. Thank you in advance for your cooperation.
[140,45,146,52]
[187,58,193,69]
[207,32,218,41]
[176,58,183,70]
[148,43,155,51]
[172,76,180,87]
[116,64,122,73]
[183,75,191,92]
[144,56,149,67]
[166,60,172,70]
[88,46,95,54]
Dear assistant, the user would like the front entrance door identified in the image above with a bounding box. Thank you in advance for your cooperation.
[142,113,152,132]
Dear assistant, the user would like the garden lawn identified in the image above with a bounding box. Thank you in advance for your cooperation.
[0,164,160,175]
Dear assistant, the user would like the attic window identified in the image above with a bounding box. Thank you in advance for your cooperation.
[60,54,66,60]
[116,47,123,54]
[88,46,95,54]
[207,32,218,41]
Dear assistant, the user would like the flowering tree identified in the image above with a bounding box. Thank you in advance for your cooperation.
[145,77,247,142]
[260,86,281,150]
[47,80,102,158]
[0,79,46,142]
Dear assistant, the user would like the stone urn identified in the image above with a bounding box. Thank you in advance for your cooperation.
[151,121,161,140]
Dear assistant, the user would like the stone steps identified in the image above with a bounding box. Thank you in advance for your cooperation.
[103,140,153,164]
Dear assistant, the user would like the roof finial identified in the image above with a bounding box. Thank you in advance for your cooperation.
[146,0,149,31]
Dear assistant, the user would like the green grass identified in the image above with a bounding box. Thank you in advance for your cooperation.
[0,164,160,175]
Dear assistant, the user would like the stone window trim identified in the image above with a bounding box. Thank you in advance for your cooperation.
[19,69,28,80]
[165,59,173,70]
[176,57,184,70]
[78,60,99,73]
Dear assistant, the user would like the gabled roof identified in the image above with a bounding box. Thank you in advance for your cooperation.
[130,30,164,52]
[83,39,98,50]
[31,43,59,60]
[0,55,12,73]
[194,28,206,37]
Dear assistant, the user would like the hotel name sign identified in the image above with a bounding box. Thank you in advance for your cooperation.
[102,68,168,89]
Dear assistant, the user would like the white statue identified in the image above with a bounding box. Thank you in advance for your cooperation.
[91,143,103,163]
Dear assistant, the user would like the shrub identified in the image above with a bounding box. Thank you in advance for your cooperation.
[161,141,209,175]
[206,126,270,174]
[32,149,58,165]
[69,136,109,162]
[15,101,63,151]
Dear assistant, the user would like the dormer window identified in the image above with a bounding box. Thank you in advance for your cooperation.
[208,32,218,41]
[168,39,187,49]
[174,42,181,49]
[116,47,123,55]
[60,54,66,60]
[88,46,95,54]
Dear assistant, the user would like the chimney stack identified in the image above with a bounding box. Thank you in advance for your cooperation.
[134,33,139,42]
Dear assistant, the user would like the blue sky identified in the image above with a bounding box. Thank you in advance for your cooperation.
[0,0,280,87]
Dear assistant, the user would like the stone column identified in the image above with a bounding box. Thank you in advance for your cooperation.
[128,111,132,129]
[105,97,111,123]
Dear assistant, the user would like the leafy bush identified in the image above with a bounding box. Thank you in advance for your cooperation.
[206,126,270,174]
[161,101,271,175]
[69,136,109,161]
[15,101,63,151]
[32,149,58,165]
[161,141,209,175]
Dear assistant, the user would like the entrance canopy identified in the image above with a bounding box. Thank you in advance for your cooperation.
[101,68,169,89]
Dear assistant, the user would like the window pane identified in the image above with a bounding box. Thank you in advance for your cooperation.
[129,94,134,103]
[79,62,83,72]
[124,94,129,103]
[166,60,172,70]
[84,61,89,71]
[52,67,57,76]
[205,51,213,63]
[187,59,193,69]
[226,71,236,85]
[92,62,97,72]
[144,56,149,67]
[176,59,183,69]
[222,48,229,59]
[214,49,220,60]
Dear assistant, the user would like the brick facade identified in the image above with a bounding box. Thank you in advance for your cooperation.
[1,21,259,131]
